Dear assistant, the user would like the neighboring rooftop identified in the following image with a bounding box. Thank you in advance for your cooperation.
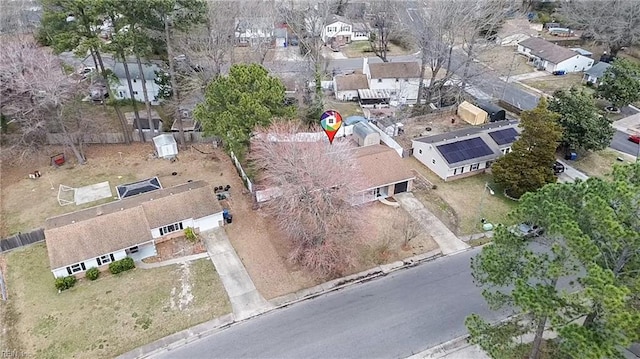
[368,62,421,79]
[335,73,369,91]
[585,62,612,78]
[112,62,162,80]
[518,37,580,64]
[414,120,519,144]
[116,177,162,199]
[352,144,414,190]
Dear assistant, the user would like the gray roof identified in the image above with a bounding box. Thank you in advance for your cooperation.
[585,62,612,78]
[327,14,352,25]
[414,120,518,144]
[112,62,162,80]
[344,116,368,126]
[518,37,580,64]
[353,121,378,138]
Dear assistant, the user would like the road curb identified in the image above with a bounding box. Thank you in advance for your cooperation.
[119,249,444,359]
[405,334,470,359]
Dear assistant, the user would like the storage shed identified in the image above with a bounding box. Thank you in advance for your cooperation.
[457,101,488,125]
[476,101,506,122]
[353,122,380,147]
[152,134,178,159]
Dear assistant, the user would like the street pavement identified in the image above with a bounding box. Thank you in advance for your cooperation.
[152,247,509,359]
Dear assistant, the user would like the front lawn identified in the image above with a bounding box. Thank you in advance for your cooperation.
[569,149,636,178]
[405,157,518,235]
[520,73,584,96]
[0,243,231,358]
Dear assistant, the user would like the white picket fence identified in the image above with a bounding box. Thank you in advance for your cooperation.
[229,151,254,193]
[369,123,404,157]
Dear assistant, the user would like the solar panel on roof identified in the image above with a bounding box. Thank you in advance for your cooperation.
[488,128,519,146]
[437,137,493,164]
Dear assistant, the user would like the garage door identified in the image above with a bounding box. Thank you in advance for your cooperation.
[394,181,408,194]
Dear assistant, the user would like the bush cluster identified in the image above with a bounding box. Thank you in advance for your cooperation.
[109,257,135,274]
[86,267,100,280]
[54,275,77,291]
[184,227,197,243]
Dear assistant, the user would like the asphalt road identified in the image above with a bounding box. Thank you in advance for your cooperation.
[154,248,509,359]
[611,130,640,158]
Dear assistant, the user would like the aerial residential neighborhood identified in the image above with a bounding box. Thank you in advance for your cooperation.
[1,1,639,359]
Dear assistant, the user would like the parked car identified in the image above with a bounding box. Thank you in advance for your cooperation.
[628,134,640,144]
[553,161,565,175]
[510,223,544,239]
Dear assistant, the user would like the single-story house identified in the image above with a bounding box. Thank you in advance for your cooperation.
[321,14,369,46]
[412,121,520,181]
[517,37,593,73]
[582,62,612,86]
[333,73,369,101]
[351,144,415,204]
[363,57,422,104]
[112,62,164,105]
[44,181,224,278]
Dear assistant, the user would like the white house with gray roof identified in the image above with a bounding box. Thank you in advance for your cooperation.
[412,121,520,181]
[517,37,593,73]
[582,62,612,86]
[112,62,164,105]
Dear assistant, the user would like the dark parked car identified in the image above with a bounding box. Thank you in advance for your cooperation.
[553,161,565,175]
[510,223,544,239]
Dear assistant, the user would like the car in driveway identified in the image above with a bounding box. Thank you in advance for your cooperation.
[553,161,565,175]
[510,223,544,239]
[629,134,640,144]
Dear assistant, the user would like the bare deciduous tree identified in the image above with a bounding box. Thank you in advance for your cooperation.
[250,122,369,278]
[559,0,640,57]
[0,37,86,164]
[367,0,401,63]
[393,212,421,248]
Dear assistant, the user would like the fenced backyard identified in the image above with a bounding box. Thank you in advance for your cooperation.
[46,131,216,145]
[0,228,45,253]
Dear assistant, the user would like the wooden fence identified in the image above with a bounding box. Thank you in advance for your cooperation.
[46,131,216,145]
[0,228,45,253]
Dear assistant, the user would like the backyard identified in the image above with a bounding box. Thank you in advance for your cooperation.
[0,243,230,358]
[341,41,414,58]
[476,45,534,77]
[405,157,518,236]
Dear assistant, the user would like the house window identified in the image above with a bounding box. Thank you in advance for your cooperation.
[395,78,399,82]
[471,163,479,171]
[432,159,435,164]
[460,166,465,174]
[341,25,350,31]
[404,79,409,82]
[96,253,115,266]
[133,79,137,83]
[418,149,422,154]
[133,91,139,95]
[377,79,382,83]
[66,262,86,275]
[128,246,139,254]
[159,221,184,236]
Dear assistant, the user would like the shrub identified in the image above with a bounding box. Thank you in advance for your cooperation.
[55,275,77,291]
[109,257,135,274]
[184,227,197,243]
[86,267,100,281]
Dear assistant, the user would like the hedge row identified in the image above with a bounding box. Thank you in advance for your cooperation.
[109,257,135,274]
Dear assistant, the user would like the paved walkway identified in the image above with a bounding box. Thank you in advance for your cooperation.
[556,159,589,184]
[395,193,470,255]
[613,112,640,133]
[201,228,273,321]
[136,252,209,269]
[501,71,548,82]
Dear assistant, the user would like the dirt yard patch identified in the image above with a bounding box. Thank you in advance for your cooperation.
[520,73,584,95]
[569,149,636,179]
[341,41,414,58]
[405,157,518,235]
[0,243,230,358]
[476,45,535,77]
[395,111,468,149]
[355,203,439,268]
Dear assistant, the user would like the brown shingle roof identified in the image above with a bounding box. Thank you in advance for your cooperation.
[335,74,369,91]
[46,207,152,269]
[518,37,579,64]
[45,181,222,269]
[353,145,414,190]
[368,62,420,79]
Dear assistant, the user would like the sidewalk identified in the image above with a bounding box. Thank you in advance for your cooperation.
[201,228,273,321]
[136,252,209,269]
[613,112,640,133]
[395,192,470,255]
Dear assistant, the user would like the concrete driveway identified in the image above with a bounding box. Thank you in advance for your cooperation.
[556,159,589,183]
[395,192,470,255]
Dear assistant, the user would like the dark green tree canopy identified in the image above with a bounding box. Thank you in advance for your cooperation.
[491,98,562,198]
[468,163,640,359]
[597,58,640,109]
[548,87,614,152]
[194,64,295,158]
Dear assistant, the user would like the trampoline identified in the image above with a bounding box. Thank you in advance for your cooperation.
[116,177,163,199]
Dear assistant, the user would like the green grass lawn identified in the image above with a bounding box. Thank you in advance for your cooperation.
[570,149,636,178]
[405,157,518,235]
[1,244,231,358]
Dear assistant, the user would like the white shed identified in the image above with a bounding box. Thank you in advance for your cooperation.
[152,134,178,159]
